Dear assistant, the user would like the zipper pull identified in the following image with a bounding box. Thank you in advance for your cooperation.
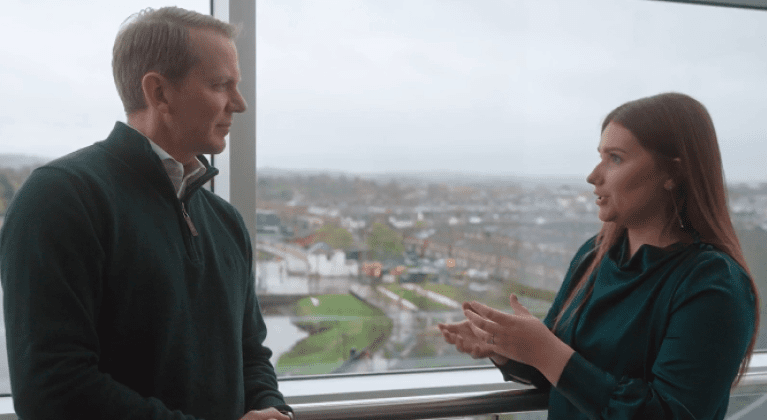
[181,202,199,237]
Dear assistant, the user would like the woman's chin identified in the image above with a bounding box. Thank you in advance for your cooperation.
[597,210,616,224]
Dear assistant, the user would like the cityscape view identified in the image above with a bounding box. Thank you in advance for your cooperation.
[3,159,767,382]
[3,0,767,418]
[251,168,767,376]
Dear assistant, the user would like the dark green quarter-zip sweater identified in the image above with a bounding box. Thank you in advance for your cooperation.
[0,122,289,419]
[498,235,756,420]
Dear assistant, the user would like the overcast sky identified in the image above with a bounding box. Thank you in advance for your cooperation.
[2,0,766,183]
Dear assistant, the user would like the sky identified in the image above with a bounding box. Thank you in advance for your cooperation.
[2,0,767,183]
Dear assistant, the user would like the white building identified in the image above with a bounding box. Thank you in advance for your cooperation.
[307,243,359,277]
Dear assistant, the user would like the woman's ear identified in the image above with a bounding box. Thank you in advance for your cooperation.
[666,157,683,190]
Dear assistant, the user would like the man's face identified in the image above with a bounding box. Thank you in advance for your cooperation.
[165,28,247,163]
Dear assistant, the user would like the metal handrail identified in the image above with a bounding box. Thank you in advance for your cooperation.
[291,388,548,420]
[0,362,767,420]
[289,353,767,420]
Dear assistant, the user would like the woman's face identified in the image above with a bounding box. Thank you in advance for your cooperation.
[587,122,671,229]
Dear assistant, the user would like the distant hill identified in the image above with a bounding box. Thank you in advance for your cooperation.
[0,154,49,170]
[257,167,588,189]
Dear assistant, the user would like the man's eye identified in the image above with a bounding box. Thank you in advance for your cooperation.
[611,154,622,164]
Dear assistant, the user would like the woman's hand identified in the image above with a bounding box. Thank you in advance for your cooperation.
[437,316,507,363]
[463,294,575,385]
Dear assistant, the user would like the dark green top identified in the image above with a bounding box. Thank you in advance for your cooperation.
[0,122,289,419]
[499,235,756,419]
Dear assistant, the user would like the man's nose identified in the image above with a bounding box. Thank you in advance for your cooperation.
[230,89,248,113]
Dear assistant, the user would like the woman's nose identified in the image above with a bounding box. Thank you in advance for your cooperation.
[587,164,601,186]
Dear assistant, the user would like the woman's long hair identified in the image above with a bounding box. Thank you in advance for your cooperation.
[551,92,759,386]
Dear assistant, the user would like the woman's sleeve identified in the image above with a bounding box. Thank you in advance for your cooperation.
[495,237,597,390]
[496,359,551,390]
[554,256,756,420]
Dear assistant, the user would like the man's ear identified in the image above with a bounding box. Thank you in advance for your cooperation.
[141,72,171,115]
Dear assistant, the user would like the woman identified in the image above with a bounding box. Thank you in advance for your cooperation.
[439,92,760,419]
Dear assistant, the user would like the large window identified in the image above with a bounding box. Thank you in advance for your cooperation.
[2,0,767,401]
[254,0,767,378]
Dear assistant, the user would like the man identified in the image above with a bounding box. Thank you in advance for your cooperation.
[0,7,292,420]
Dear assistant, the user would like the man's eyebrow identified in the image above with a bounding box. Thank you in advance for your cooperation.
[211,75,240,83]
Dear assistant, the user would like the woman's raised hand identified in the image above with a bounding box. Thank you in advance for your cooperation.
[437,317,495,359]
[463,294,572,372]
[439,293,575,384]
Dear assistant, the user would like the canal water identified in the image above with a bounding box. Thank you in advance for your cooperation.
[263,316,309,368]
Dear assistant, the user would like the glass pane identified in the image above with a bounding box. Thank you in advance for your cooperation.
[254,0,767,378]
[0,0,211,397]
[2,0,767,404]
[726,391,767,419]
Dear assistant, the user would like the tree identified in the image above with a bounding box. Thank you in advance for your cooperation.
[314,223,354,251]
[366,223,404,261]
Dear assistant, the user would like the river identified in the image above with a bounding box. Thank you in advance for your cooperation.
[263,315,309,367]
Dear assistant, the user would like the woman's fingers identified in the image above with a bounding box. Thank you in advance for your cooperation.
[464,302,514,336]
[437,322,454,334]
[464,307,506,353]
[456,334,490,359]
[464,306,492,333]
[438,324,460,345]
[465,300,492,317]
[509,294,532,316]
[466,316,492,342]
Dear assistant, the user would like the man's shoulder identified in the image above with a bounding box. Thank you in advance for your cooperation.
[196,189,247,225]
[39,122,153,181]
[45,142,109,172]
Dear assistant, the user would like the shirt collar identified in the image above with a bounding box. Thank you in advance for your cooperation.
[126,123,206,199]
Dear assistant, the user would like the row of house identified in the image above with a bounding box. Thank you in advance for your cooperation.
[403,229,570,292]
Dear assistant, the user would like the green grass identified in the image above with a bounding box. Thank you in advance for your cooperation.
[276,294,392,375]
[420,281,554,318]
[419,283,475,305]
[384,284,454,311]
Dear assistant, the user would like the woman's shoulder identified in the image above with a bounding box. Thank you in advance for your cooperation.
[671,243,754,307]
[681,242,748,278]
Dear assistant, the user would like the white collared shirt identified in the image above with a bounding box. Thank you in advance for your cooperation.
[127,124,206,199]
[146,139,205,199]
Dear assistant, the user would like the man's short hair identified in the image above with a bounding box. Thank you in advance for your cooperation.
[112,6,239,115]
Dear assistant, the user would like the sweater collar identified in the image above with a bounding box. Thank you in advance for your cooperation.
[101,121,219,201]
